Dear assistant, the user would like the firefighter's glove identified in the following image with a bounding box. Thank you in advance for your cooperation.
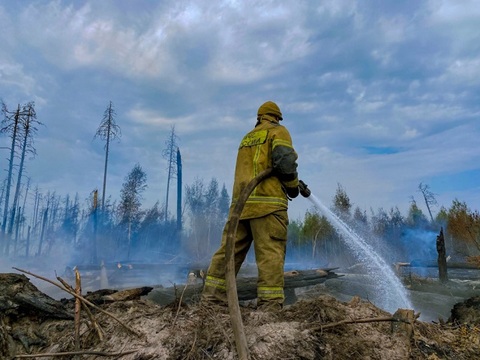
[299,180,311,198]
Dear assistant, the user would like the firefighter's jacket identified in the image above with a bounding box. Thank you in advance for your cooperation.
[231,114,299,220]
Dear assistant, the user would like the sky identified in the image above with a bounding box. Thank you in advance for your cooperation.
[1,0,479,223]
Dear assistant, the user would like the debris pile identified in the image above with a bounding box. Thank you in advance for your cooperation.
[1,272,480,359]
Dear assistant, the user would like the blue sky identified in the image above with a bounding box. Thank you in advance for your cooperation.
[1,0,479,222]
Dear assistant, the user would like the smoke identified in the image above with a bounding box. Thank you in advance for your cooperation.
[400,228,438,262]
[0,257,14,273]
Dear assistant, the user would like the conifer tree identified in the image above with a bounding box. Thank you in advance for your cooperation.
[95,101,121,211]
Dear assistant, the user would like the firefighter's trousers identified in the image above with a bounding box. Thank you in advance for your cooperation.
[202,210,288,308]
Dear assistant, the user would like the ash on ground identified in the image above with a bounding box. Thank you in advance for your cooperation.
[1,274,480,360]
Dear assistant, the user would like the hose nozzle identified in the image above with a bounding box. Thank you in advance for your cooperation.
[299,180,311,198]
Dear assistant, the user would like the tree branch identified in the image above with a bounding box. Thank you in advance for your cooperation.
[12,267,143,338]
[14,349,137,358]
[308,316,411,332]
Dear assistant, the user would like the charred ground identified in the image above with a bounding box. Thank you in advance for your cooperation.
[1,272,480,360]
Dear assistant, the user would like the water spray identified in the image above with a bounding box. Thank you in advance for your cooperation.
[300,185,413,313]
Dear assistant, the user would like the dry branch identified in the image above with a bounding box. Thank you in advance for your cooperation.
[172,282,190,327]
[57,275,105,341]
[13,349,137,358]
[74,269,81,350]
[12,267,143,338]
[308,316,412,332]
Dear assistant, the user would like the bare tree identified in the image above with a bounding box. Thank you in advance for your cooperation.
[176,147,182,231]
[418,182,437,223]
[162,125,179,221]
[94,101,121,211]
[1,103,22,254]
[8,102,42,244]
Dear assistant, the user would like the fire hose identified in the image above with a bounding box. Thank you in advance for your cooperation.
[225,169,310,360]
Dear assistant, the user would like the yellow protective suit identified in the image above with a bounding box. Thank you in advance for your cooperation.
[202,105,299,310]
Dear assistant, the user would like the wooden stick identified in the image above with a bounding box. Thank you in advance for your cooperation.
[12,267,143,338]
[172,282,189,328]
[74,269,81,351]
[13,349,137,358]
[309,316,412,332]
[57,276,104,341]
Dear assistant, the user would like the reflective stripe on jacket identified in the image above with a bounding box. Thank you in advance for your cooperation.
[232,114,299,219]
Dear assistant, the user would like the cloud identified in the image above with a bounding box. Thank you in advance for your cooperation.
[0,0,479,223]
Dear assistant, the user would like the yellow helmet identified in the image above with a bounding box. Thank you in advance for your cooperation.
[257,101,283,120]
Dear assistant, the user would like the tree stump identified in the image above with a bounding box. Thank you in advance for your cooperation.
[391,308,415,340]
[436,227,448,283]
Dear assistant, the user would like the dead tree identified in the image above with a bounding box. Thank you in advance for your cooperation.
[176,147,182,231]
[436,227,448,283]
[8,103,41,252]
[0,103,21,254]
[418,182,437,223]
[95,101,121,211]
[162,125,179,222]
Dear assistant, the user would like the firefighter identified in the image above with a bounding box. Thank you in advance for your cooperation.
[202,101,310,311]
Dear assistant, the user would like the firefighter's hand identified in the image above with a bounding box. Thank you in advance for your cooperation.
[299,180,311,198]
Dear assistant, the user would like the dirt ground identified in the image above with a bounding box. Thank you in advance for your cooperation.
[2,280,480,360]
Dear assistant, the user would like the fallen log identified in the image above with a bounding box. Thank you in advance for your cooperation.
[147,268,341,306]
[400,260,480,269]
[0,273,72,320]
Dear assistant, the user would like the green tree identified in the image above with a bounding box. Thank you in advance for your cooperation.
[434,206,448,228]
[287,219,302,245]
[370,207,389,237]
[446,199,480,256]
[353,206,369,234]
[301,210,335,259]
[218,184,230,221]
[60,193,80,244]
[184,177,229,260]
[118,163,147,259]
[405,199,428,228]
[136,201,175,257]
[333,183,352,219]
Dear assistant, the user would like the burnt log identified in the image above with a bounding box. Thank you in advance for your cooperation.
[147,268,341,306]
[58,287,154,306]
[449,296,480,326]
[102,286,153,302]
[0,273,72,320]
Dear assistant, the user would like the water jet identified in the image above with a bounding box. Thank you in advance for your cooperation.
[307,193,413,313]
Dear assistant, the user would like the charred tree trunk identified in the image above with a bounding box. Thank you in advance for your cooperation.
[176,148,182,231]
[25,226,31,258]
[1,105,21,255]
[92,190,98,264]
[36,208,48,257]
[436,227,448,283]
